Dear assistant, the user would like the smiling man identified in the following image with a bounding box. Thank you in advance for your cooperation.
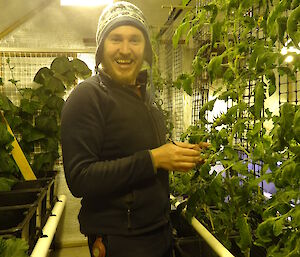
[102,25,145,85]
[61,2,204,257]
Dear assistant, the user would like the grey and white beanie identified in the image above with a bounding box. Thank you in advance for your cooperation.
[95,1,153,70]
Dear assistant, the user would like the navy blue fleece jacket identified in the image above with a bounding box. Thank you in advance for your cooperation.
[61,71,170,236]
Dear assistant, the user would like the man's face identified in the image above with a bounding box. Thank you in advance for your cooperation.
[102,25,146,85]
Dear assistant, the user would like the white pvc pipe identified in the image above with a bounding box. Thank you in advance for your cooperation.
[190,216,235,257]
[170,195,235,257]
[31,195,67,257]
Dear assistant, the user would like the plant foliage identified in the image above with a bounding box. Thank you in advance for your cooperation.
[0,237,29,257]
[169,0,300,256]
[0,57,91,188]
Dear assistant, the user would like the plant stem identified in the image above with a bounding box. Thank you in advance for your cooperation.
[6,59,23,97]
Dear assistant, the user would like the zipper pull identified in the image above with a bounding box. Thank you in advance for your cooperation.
[127,208,132,229]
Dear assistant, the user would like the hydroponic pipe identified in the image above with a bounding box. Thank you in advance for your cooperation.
[30,194,67,257]
[190,216,235,257]
[171,196,235,257]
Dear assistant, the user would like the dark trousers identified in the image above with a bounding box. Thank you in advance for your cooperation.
[88,224,173,257]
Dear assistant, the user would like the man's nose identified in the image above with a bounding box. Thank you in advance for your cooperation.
[119,41,130,54]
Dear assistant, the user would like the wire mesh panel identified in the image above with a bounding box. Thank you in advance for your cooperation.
[173,45,184,140]
[192,77,209,124]
[0,51,77,106]
[0,51,78,170]
[279,71,300,105]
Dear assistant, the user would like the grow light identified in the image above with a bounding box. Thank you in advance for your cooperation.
[61,0,114,6]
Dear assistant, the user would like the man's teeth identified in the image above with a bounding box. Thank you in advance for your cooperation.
[116,60,132,64]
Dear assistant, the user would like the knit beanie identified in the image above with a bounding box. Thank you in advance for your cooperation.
[95,1,153,70]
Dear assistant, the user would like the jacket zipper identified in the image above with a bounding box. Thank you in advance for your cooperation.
[145,103,162,146]
[125,103,162,230]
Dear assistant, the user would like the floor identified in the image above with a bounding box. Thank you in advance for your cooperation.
[47,246,90,257]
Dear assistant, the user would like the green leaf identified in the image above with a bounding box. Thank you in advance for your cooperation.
[61,70,77,86]
[256,52,278,73]
[277,16,288,45]
[0,237,29,257]
[0,77,3,86]
[249,40,265,69]
[0,94,14,111]
[293,108,300,143]
[199,162,211,179]
[41,137,59,152]
[211,21,223,47]
[173,20,189,48]
[175,74,194,96]
[273,217,285,237]
[45,76,66,95]
[207,55,223,81]
[267,0,289,39]
[71,58,92,79]
[253,141,264,161]
[195,43,210,57]
[19,99,40,115]
[280,103,295,135]
[254,82,265,118]
[223,67,235,84]
[232,161,248,174]
[32,152,57,172]
[250,121,263,137]
[256,218,275,243]
[0,122,14,146]
[203,4,218,23]
[287,5,300,48]
[22,126,46,143]
[45,95,64,112]
[35,115,58,134]
[0,150,18,173]
[50,56,72,75]
[200,99,216,115]
[0,177,16,191]
[236,215,251,251]
[266,71,276,96]
[33,67,53,85]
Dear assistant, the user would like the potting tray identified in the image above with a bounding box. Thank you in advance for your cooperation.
[0,204,38,253]
[13,170,58,210]
[0,188,47,229]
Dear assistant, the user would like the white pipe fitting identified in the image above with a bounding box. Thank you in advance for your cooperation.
[31,194,67,257]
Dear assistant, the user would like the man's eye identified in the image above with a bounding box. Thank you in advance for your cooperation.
[110,37,122,42]
[130,38,141,44]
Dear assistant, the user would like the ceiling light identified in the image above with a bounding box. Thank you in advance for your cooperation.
[61,0,114,6]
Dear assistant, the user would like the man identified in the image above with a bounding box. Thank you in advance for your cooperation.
[61,2,204,257]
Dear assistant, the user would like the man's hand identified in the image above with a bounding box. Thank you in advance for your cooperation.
[150,141,209,172]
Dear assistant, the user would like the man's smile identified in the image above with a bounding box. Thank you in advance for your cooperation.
[115,59,133,65]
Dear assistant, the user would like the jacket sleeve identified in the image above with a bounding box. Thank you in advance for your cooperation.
[60,80,156,198]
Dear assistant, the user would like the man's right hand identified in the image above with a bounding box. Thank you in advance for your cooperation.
[150,142,207,172]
